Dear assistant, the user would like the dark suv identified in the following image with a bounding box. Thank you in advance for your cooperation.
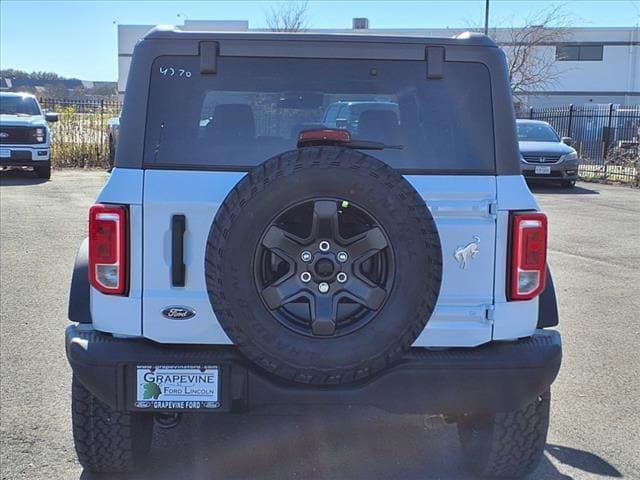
[66,27,561,479]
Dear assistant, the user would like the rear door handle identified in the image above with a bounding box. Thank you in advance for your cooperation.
[171,215,186,287]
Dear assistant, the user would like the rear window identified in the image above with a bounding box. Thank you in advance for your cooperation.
[144,56,495,172]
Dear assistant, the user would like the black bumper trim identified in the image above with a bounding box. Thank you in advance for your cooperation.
[1,160,50,167]
[66,326,562,415]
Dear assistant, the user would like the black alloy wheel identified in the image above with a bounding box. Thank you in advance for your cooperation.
[255,198,394,337]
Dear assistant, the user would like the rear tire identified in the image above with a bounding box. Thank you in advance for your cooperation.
[457,390,550,479]
[71,376,153,473]
[36,164,51,179]
[561,180,575,188]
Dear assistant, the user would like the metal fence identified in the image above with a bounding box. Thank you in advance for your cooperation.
[521,104,640,185]
[41,97,640,184]
[40,98,122,168]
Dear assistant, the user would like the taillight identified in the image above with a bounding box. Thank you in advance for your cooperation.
[509,212,547,301]
[88,204,127,295]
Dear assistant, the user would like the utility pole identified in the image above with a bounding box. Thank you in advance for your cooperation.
[484,0,490,35]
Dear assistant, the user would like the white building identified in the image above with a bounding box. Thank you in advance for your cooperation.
[117,20,639,106]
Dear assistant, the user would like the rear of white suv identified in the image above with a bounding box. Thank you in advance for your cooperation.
[66,28,561,478]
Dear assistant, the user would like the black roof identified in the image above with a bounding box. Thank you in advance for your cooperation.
[143,25,497,48]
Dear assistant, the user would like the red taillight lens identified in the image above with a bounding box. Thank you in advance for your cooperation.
[509,212,547,301]
[88,204,127,295]
[297,128,351,147]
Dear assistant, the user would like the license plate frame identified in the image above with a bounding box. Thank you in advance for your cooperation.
[133,365,222,411]
[535,165,551,175]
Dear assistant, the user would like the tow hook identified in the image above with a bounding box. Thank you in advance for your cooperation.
[154,412,182,429]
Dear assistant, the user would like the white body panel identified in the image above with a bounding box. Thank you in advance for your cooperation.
[91,169,144,336]
[408,176,496,347]
[142,171,244,343]
[94,170,541,347]
[492,175,542,340]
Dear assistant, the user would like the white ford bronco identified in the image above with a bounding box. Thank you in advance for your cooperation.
[66,27,562,479]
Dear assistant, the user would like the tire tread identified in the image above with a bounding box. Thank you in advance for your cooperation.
[71,376,152,473]
[458,391,551,478]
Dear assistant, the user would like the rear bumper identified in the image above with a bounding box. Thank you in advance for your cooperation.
[66,325,561,415]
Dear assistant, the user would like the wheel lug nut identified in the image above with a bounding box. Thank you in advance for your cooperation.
[300,251,312,262]
[337,251,348,263]
[319,241,331,252]
[318,282,329,293]
[336,272,347,283]
[300,272,312,283]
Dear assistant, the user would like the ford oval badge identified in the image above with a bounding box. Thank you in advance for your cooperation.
[162,306,196,320]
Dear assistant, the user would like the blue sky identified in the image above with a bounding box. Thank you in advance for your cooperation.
[1,1,639,81]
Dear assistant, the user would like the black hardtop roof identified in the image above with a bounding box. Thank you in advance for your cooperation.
[117,24,520,175]
[143,25,497,48]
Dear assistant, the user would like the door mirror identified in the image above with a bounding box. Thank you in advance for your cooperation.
[45,112,59,123]
[561,136,573,146]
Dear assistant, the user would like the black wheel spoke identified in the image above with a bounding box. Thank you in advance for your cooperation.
[347,227,388,261]
[310,294,337,336]
[310,200,340,240]
[342,277,387,310]
[262,226,304,260]
[261,276,305,310]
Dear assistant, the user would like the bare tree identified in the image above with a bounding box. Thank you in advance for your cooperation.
[484,5,571,98]
[266,1,309,32]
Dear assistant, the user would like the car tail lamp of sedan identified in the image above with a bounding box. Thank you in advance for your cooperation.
[88,204,127,295]
[509,212,548,301]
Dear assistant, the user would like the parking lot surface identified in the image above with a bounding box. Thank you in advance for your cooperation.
[1,170,639,480]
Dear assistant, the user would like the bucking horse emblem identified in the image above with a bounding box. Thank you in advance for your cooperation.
[454,236,480,269]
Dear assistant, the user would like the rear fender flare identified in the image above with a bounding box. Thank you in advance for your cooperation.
[68,238,92,324]
[537,267,559,328]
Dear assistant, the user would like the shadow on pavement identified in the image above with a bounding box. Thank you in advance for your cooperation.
[528,182,599,195]
[0,169,48,186]
[76,411,623,480]
[545,443,623,478]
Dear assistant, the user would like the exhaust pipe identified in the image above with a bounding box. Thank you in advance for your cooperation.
[154,412,182,429]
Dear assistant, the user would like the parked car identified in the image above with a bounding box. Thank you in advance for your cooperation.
[0,92,58,179]
[66,28,561,479]
[517,119,579,187]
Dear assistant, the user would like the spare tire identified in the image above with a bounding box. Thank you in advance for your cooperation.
[205,147,442,385]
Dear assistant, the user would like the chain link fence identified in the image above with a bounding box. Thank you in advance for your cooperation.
[520,104,640,185]
[40,98,122,169]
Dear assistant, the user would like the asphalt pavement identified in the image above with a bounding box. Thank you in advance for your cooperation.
[1,170,639,480]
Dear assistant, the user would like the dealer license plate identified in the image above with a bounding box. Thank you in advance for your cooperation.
[0,149,10,159]
[135,365,220,410]
[535,166,551,175]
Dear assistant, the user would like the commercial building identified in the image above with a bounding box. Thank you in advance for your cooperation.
[117,20,639,106]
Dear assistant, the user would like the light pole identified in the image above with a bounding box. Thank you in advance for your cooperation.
[484,0,490,35]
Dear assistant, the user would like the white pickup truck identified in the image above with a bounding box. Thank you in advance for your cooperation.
[0,92,58,179]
